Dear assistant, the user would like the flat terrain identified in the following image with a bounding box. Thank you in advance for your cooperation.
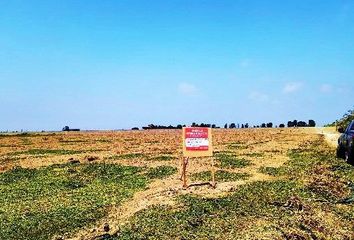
[0,128,353,239]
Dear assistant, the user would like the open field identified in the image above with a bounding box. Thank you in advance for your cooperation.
[0,128,353,239]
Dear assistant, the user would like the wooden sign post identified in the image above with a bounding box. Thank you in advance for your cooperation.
[181,127,214,188]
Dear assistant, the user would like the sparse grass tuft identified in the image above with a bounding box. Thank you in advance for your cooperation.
[216,153,252,169]
[148,155,174,161]
[146,166,177,179]
[259,166,286,177]
[191,170,250,182]
[8,149,84,156]
[244,152,264,157]
[227,142,248,150]
[59,139,88,143]
[95,139,112,143]
[107,153,145,160]
[0,144,17,147]
[21,138,32,145]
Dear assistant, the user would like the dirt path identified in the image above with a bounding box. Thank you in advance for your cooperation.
[68,170,279,240]
[68,176,181,240]
[315,127,340,148]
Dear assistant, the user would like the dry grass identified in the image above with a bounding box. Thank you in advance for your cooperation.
[1,128,352,239]
[0,129,312,179]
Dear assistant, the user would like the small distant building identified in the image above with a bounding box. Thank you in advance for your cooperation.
[62,126,80,131]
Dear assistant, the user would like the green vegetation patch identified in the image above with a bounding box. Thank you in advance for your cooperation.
[146,166,177,179]
[0,133,56,138]
[0,144,17,148]
[227,142,248,150]
[109,135,354,240]
[115,180,309,240]
[107,153,146,160]
[326,108,353,128]
[216,153,252,169]
[8,149,84,156]
[0,163,175,240]
[59,139,88,143]
[95,139,112,143]
[191,170,250,182]
[21,138,33,145]
[259,166,286,177]
[148,155,174,161]
[244,152,265,157]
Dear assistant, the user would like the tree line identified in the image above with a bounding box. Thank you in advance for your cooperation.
[325,107,354,128]
[140,123,220,130]
[136,119,316,130]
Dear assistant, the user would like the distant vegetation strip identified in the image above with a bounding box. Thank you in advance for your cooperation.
[326,107,354,128]
[136,120,316,130]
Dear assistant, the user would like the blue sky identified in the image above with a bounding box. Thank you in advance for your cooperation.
[0,0,353,131]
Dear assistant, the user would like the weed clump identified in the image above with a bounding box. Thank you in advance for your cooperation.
[259,166,286,177]
[8,149,83,156]
[107,153,145,160]
[191,170,250,182]
[146,166,177,179]
[148,155,173,161]
[216,153,251,169]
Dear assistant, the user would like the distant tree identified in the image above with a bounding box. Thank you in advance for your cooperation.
[177,124,183,129]
[211,124,216,128]
[279,124,285,128]
[308,120,316,127]
[229,123,236,129]
[131,127,139,130]
[293,120,298,127]
[266,122,273,128]
[297,121,307,127]
[62,126,70,131]
[341,109,354,127]
[261,123,266,128]
[224,123,228,129]
[245,123,249,128]
[192,122,197,127]
[241,124,244,128]
[325,108,354,128]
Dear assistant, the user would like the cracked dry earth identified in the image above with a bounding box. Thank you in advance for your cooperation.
[0,128,318,239]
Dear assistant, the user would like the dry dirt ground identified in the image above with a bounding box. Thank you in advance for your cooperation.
[315,127,340,147]
[0,127,326,239]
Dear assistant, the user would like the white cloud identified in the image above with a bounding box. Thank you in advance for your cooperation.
[283,82,302,94]
[320,84,332,93]
[178,82,198,96]
[248,91,269,102]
